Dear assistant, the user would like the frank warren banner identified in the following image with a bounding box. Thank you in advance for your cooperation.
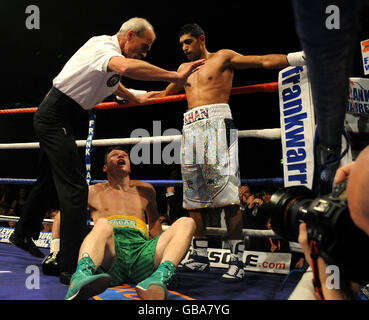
[278,66,315,189]
[347,77,369,117]
[345,77,369,149]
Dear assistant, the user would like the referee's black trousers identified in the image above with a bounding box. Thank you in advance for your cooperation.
[14,87,88,274]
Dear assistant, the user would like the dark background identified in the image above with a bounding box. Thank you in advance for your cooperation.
[0,0,368,183]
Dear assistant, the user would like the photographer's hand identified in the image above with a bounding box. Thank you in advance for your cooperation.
[298,223,349,300]
[334,161,355,184]
[298,223,312,266]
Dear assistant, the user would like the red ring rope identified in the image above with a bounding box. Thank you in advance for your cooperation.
[0,82,278,114]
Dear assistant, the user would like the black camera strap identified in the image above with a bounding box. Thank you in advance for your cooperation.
[309,240,325,300]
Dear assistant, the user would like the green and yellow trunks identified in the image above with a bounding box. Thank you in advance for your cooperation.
[102,215,160,286]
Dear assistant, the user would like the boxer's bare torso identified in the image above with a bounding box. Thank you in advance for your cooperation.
[88,181,150,222]
[180,50,234,109]
[88,147,162,237]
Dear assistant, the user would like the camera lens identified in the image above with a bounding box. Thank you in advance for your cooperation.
[269,186,315,241]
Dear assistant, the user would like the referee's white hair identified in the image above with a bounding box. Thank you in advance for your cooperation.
[118,17,155,39]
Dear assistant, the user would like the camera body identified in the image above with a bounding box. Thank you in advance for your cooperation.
[269,182,369,285]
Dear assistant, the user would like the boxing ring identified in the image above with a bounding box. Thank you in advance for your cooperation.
[0,81,305,300]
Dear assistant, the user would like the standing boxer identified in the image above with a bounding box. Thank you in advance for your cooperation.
[155,23,305,282]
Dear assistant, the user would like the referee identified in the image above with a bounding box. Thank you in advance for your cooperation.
[10,17,204,284]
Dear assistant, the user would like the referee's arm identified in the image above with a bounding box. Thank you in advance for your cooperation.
[107,56,204,86]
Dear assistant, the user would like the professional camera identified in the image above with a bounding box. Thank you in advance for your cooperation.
[269,181,369,285]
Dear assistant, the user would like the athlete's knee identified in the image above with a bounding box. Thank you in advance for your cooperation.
[176,217,196,233]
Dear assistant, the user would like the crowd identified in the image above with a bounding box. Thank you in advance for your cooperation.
[0,185,29,228]
[0,185,57,231]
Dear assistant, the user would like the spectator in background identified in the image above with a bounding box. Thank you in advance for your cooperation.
[239,185,252,211]
[241,187,267,230]
[10,186,28,217]
[240,185,269,252]
[0,185,18,228]
[0,203,10,227]
[261,189,272,204]
[0,185,8,207]
[0,185,12,210]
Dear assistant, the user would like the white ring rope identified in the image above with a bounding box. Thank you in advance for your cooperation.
[0,214,302,252]
[0,214,277,238]
[0,128,281,150]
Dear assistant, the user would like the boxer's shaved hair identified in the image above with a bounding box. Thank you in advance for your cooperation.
[178,23,205,38]
[104,146,130,164]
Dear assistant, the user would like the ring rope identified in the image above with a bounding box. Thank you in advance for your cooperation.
[0,83,278,114]
[0,178,284,186]
[0,128,281,150]
[0,214,278,238]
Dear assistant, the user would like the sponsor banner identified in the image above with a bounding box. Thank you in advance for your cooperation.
[181,248,291,275]
[241,250,291,275]
[347,77,369,117]
[278,66,315,189]
[360,39,369,75]
[0,227,51,248]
